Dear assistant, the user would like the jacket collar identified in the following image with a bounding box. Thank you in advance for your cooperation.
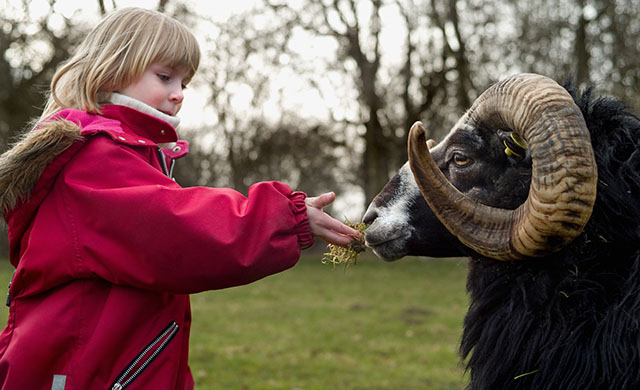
[98,105,179,145]
[107,93,181,129]
[94,93,179,145]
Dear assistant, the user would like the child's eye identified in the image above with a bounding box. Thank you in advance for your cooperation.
[157,73,171,82]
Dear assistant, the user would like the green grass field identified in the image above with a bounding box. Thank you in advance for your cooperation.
[0,254,470,389]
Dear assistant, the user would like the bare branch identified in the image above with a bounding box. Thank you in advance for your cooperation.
[97,0,106,15]
[157,0,169,12]
[448,0,472,107]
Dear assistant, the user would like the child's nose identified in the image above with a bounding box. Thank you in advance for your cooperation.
[170,88,184,104]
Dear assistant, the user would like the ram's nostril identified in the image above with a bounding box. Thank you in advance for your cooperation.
[363,209,378,225]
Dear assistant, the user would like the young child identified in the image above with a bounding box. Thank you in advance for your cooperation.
[0,7,358,390]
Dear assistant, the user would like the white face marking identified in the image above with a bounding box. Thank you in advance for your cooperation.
[364,141,446,260]
[364,162,422,260]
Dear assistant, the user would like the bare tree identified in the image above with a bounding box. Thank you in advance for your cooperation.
[258,0,487,204]
[179,10,356,200]
[599,0,640,107]
[0,0,87,148]
[264,0,392,203]
[511,0,639,108]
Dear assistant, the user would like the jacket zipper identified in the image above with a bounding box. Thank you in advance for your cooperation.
[156,148,175,179]
[110,321,179,390]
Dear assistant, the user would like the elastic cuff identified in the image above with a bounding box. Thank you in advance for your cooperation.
[289,191,314,249]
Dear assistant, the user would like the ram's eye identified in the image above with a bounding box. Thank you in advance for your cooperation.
[452,153,472,166]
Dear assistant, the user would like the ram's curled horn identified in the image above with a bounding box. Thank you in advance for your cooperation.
[408,73,598,261]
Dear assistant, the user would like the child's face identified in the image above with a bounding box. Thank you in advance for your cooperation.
[119,63,190,116]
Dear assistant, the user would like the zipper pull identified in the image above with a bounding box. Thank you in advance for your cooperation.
[6,270,15,307]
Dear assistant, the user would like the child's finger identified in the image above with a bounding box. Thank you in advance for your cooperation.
[312,211,358,235]
[327,218,359,236]
[320,230,354,247]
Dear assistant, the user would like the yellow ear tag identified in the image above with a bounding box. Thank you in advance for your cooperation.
[510,133,528,149]
[503,141,522,157]
[504,133,528,157]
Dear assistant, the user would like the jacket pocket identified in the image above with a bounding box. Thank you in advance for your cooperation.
[110,321,179,390]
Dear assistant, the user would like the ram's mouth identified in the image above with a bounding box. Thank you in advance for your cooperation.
[364,228,411,262]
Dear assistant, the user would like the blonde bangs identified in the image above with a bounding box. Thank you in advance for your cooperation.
[113,10,200,85]
[152,19,200,80]
[122,13,200,81]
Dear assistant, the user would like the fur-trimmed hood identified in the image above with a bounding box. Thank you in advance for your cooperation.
[0,119,84,218]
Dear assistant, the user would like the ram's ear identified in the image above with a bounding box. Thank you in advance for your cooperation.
[498,131,529,161]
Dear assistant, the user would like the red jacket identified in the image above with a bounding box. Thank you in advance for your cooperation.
[0,106,313,389]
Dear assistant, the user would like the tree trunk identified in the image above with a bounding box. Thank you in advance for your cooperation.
[362,105,390,205]
[574,0,590,85]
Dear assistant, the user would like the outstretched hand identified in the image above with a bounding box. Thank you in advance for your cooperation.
[305,192,360,247]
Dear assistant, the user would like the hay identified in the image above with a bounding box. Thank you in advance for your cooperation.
[321,218,368,268]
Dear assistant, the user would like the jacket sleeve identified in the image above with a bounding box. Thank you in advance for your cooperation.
[49,136,313,294]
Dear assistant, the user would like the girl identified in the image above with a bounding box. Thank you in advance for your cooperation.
[0,7,358,390]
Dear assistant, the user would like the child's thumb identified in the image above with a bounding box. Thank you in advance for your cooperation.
[306,192,335,209]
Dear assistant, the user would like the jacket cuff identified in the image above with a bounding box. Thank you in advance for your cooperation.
[289,191,314,249]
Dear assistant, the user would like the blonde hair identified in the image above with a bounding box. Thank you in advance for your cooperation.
[40,7,200,120]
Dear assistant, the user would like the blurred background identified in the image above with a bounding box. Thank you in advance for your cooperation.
[1,2,639,387]
[1,0,639,255]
